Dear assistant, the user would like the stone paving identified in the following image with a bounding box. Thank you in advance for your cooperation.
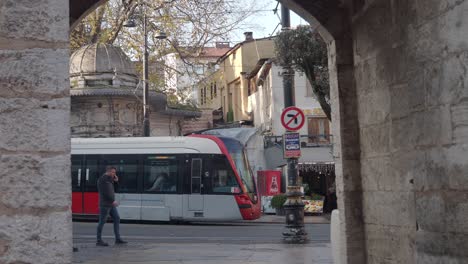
[73,215,332,264]
[73,241,332,264]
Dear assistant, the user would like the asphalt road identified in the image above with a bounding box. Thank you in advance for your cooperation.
[73,221,331,244]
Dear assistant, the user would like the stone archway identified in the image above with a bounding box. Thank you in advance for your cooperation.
[2,0,468,263]
[278,1,366,263]
[70,0,109,29]
[280,1,468,264]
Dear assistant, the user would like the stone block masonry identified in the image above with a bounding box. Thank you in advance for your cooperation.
[352,0,468,263]
[281,0,468,263]
[0,0,72,263]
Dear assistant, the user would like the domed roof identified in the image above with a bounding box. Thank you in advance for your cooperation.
[70,43,136,76]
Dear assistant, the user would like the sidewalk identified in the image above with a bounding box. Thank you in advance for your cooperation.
[250,213,331,224]
[73,215,332,263]
[73,241,332,264]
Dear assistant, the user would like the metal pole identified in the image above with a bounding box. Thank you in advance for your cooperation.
[281,5,290,28]
[143,10,150,137]
[281,4,307,243]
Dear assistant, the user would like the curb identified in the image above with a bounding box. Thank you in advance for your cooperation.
[247,215,331,224]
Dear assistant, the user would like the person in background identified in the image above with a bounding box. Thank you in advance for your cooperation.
[96,166,127,246]
[147,172,171,192]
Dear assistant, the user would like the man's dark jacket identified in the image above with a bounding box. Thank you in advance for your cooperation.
[97,174,115,207]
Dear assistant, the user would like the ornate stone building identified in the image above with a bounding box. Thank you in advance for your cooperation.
[70,43,157,137]
[69,43,202,137]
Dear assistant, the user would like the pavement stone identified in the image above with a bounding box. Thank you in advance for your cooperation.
[73,215,332,264]
[73,242,332,264]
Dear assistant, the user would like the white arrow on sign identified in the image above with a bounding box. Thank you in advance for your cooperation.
[281,106,305,131]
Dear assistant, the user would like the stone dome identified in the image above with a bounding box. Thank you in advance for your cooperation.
[70,43,137,77]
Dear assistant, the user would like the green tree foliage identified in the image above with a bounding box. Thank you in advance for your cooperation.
[275,25,331,121]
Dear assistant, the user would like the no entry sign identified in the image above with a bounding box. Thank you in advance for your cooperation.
[281,106,305,131]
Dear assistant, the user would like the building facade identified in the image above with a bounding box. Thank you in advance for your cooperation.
[69,43,203,138]
[198,33,334,200]
[163,42,231,103]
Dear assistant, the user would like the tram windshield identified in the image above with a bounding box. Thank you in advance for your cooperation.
[219,137,257,200]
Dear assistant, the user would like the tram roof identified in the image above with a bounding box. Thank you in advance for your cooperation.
[71,136,223,155]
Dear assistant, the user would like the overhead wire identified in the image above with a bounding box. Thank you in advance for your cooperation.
[269,23,281,37]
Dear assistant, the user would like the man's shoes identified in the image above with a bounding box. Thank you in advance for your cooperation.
[96,240,109,247]
[115,239,128,244]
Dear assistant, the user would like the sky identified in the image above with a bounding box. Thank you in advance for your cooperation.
[228,0,308,43]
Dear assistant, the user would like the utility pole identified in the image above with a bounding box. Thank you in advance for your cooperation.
[142,10,150,137]
[124,4,168,137]
[124,1,167,137]
[281,4,307,243]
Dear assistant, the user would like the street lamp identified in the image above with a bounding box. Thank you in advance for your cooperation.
[124,6,167,137]
[281,4,307,243]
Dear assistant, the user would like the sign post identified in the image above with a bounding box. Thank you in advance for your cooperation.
[281,106,307,243]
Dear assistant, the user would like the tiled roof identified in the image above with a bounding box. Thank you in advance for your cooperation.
[200,47,231,58]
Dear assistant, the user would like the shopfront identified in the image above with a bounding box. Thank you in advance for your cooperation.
[298,163,336,214]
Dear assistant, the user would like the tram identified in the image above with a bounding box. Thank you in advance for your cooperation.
[71,135,261,221]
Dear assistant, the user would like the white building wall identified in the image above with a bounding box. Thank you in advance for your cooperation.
[250,63,333,168]
[176,59,194,99]
[164,53,220,105]
[164,53,178,92]
[150,112,183,136]
[269,65,322,136]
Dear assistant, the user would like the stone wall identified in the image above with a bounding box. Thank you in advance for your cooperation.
[71,97,143,137]
[282,0,468,263]
[352,0,468,263]
[0,0,72,263]
[181,109,213,135]
[150,112,185,136]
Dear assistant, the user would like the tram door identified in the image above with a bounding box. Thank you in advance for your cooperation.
[188,158,204,212]
[71,157,84,214]
[71,155,100,215]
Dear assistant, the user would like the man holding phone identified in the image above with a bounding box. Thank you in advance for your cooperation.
[96,166,127,246]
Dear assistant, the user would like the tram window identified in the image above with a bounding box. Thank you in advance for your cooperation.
[144,156,178,193]
[192,178,201,193]
[102,157,138,193]
[209,156,239,194]
[191,159,202,194]
[191,159,202,177]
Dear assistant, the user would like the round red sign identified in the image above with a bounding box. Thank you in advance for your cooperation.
[280,106,305,131]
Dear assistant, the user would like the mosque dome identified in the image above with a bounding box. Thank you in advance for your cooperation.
[70,43,137,77]
[69,43,139,91]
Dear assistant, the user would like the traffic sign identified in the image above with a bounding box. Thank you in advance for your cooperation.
[281,106,305,131]
[283,132,301,158]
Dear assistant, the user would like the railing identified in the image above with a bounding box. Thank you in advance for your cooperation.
[263,134,333,149]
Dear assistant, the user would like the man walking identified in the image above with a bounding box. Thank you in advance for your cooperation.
[96,166,127,246]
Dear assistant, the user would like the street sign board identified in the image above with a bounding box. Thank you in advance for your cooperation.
[283,132,301,158]
[281,106,305,131]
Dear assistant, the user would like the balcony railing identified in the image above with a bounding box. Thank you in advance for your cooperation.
[264,134,333,149]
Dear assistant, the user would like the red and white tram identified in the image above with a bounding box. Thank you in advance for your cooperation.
[71,135,261,221]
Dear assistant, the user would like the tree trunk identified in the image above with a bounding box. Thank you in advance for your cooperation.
[315,90,331,121]
[304,70,331,121]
